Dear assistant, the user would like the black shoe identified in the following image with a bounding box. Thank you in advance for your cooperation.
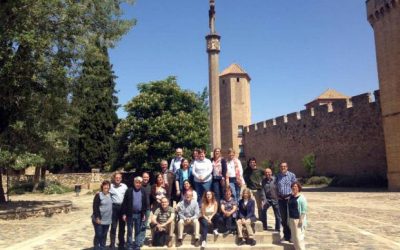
[246,238,256,246]
[194,239,200,247]
[109,244,116,250]
[238,238,246,246]
[176,239,183,247]
[223,230,231,236]
[263,226,268,231]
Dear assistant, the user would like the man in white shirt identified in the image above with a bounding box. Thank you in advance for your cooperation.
[109,171,128,250]
[169,147,183,174]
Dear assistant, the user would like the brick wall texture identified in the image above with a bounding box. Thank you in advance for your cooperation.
[242,91,387,177]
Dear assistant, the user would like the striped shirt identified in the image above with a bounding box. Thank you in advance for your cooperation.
[276,171,296,197]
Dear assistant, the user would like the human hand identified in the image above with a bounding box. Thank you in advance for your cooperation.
[95,218,101,224]
[122,215,127,222]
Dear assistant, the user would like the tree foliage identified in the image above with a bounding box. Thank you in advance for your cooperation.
[114,77,209,172]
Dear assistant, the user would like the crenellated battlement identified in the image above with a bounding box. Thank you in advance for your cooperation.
[245,90,380,133]
[367,0,399,26]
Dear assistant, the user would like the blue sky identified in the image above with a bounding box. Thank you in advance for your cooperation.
[109,0,378,124]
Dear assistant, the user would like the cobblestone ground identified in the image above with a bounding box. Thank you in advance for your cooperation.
[0,188,399,250]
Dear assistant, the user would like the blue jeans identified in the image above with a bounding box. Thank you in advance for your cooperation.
[228,178,240,202]
[260,199,281,231]
[279,199,291,241]
[212,178,225,202]
[127,213,143,250]
[138,209,151,246]
[93,222,110,250]
[194,180,212,203]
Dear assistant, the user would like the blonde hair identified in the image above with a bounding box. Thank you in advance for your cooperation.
[241,188,252,199]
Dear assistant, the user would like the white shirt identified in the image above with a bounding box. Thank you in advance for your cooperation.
[192,158,213,183]
[169,157,182,173]
[226,158,243,178]
[109,183,128,205]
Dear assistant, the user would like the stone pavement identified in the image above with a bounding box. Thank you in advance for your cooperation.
[0,188,399,250]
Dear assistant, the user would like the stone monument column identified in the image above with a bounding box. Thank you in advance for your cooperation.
[367,0,400,191]
[206,0,221,149]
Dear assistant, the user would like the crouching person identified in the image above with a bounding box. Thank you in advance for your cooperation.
[176,190,200,247]
[236,188,257,246]
[149,197,175,247]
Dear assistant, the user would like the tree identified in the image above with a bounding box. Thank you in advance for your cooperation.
[0,0,135,202]
[70,45,119,172]
[114,77,210,172]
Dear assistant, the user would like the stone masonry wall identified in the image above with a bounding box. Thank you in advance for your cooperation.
[46,173,113,188]
[242,90,387,177]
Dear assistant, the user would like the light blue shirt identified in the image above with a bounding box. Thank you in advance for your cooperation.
[110,183,128,205]
[276,171,296,197]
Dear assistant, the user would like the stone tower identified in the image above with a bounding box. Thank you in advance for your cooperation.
[219,64,251,156]
[367,0,400,191]
[206,0,221,149]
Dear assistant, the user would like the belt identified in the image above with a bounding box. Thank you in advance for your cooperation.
[113,203,122,206]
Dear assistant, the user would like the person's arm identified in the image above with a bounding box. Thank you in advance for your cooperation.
[220,203,227,215]
[93,193,101,223]
[291,172,297,184]
[202,160,213,181]
[260,180,266,205]
[175,170,181,195]
[177,202,186,220]
[163,209,175,226]
[230,204,238,216]
[191,162,200,180]
[121,190,129,220]
[169,159,174,172]
[246,200,256,220]
[193,202,200,220]
[299,195,307,227]
[210,201,218,219]
[151,209,159,225]
[237,200,244,219]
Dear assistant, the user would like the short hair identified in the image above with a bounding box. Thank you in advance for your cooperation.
[142,171,150,177]
[176,148,183,152]
[291,181,302,192]
[112,171,122,180]
[160,160,168,165]
[101,180,111,191]
[227,148,235,154]
[198,148,206,154]
[134,176,143,183]
[247,157,256,166]
[160,197,169,203]
[280,161,288,167]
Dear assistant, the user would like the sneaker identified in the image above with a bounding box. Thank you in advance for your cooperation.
[213,229,219,236]
[201,240,207,248]
[194,239,200,247]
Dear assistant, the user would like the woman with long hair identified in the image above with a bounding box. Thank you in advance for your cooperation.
[199,190,220,247]
[180,179,198,202]
[236,188,257,246]
[175,158,194,198]
[225,148,245,202]
[211,148,227,202]
[151,173,168,212]
[92,180,113,250]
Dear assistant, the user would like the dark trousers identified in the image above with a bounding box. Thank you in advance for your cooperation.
[260,199,281,231]
[127,213,143,250]
[93,222,110,250]
[199,215,220,241]
[212,178,225,202]
[110,204,126,247]
[219,213,236,233]
[279,199,291,240]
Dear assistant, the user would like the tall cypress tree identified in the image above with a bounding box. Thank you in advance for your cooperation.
[71,45,119,172]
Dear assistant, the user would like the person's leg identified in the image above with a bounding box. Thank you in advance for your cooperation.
[272,201,281,231]
[278,199,291,241]
[244,220,254,239]
[260,203,269,229]
[193,219,200,240]
[177,219,184,239]
[235,183,241,202]
[117,206,126,248]
[253,190,263,220]
[138,211,149,246]
[126,216,134,249]
[199,217,208,241]
[194,181,203,203]
[229,182,237,202]
[100,225,110,249]
[133,214,142,250]
[236,219,244,238]
[93,222,101,250]
[110,205,118,247]
[212,180,221,202]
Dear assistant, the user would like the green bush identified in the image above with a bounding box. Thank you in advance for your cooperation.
[305,176,332,185]
[329,174,387,188]
[43,182,73,195]
[302,153,316,176]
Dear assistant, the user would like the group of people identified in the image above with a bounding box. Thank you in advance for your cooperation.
[92,147,308,250]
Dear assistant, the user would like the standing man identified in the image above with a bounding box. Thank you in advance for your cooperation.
[260,168,281,231]
[243,157,264,220]
[122,176,149,250]
[176,190,200,247]
[138,172,151,247]
[109,171,128,250]
[160,160,175,203]
[276,162,296,242]
[169,147,183,174]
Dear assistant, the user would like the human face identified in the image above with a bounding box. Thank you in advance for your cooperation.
[228,152,235,160]
[134,180,142,189]
[176,148,183,158]
[214,149,221,158]
[199,151,205,160]
[161,198,169,209]
[185,192,193,202]
[157,175,163,185]
[161,161,168,171]
[292,184,299,195]
[193,151,199,160]
[225,190,232,200]
[249,160,257,169]
[142,173,150,184]
[183,181,190,190]
[102,184,110,194]
[181,159,189,169]
[206,191,213,201]
[265,168,272,179]
[280,163,288,174]
[243,191,250,200]
[114,174,122,185]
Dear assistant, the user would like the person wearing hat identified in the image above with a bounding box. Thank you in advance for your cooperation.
[121,176,149,250]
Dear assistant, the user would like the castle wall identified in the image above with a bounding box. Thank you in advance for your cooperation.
[243,91,387,177]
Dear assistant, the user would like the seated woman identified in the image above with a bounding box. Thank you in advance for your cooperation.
[180,179,198,202]
[236,188,257,246]
[151,173,168,212]
[175,158,193,199]
[220,187,237,235]
[199,191,220,248]
[92,180,113,250]
[288,182,307,250]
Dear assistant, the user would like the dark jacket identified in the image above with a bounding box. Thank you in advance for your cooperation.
[243,167,264,190]
[260,176,278,201]
[121,187,149,217]
[175,167,194,191]
[237,199,257,222]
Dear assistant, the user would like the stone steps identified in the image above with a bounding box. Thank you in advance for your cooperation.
[142,243,283,250]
